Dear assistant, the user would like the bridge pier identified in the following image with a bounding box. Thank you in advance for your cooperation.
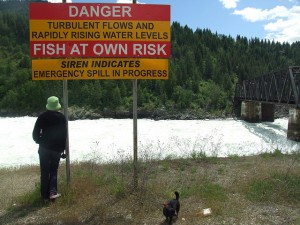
[287,108,300,141]
[239,101,300,141]
[261,103,275,122]
[241,101,261,122]
[241,101,275,123]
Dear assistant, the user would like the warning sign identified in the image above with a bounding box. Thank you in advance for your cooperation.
[32,58,169,80]
[29,3,170,58]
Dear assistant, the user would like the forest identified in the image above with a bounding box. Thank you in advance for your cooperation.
[1,0,300,118]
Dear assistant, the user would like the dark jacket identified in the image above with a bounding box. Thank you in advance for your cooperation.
[32,110,67,152]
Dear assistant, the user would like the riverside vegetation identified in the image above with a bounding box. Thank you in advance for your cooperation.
[0,149,299,225]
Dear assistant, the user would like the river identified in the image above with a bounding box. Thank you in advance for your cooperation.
[0,116,299,168]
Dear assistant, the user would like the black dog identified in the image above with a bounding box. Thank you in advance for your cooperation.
[163,191,180,224]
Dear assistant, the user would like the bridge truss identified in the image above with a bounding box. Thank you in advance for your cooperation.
[235,66,300,108]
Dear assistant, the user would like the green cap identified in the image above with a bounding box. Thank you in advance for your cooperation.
[46,96,61,111]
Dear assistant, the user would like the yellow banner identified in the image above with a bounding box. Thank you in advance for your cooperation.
[32,58,169,80]
[30,20,170,41]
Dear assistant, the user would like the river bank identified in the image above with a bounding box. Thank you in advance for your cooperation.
[0,106,230,120]
[0,153,299,225]
[0,104,290,121]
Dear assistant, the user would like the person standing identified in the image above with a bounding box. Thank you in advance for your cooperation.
[32,96,67,202]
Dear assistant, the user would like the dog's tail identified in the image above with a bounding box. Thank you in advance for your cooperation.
[175,191,179,200]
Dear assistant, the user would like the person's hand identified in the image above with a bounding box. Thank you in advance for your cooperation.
[61,153,67,159]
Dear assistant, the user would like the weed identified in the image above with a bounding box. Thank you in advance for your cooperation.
[160,160,171,171]
[178,160,187,171]
[191,150,207,160]
[178,186,193,198]
[272,173,300,203]
[217,166,226,175]
[260,148,283,158]
[18,182,41,207]
[110,181,126,199]
[245,179,274,202]
[200,182,227,201]
[207,156,220,164]
[245,172,300,203]
[191,166,197,174]
[228,154,240,160]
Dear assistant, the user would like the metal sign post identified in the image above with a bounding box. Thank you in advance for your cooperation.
[63,79,70,185]
[62,0,71,186]
[133,79,138,188]
[132,0,138,189]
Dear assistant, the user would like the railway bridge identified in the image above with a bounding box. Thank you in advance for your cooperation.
[234,66,300,141]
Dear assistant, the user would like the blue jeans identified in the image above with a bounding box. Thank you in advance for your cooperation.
[38,146,61,199]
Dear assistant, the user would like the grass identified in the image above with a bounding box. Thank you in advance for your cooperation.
[246,173,300,203]
[0,150,299,224]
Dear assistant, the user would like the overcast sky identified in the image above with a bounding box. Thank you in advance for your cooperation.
[48,0,300,43]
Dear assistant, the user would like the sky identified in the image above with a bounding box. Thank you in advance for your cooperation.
[48,0,300,43]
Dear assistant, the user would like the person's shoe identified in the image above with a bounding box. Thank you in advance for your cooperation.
[49,193,61,200]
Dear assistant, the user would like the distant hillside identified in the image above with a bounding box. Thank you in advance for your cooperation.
[0,0,299,118]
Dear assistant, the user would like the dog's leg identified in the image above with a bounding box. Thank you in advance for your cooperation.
[169,216,173,224]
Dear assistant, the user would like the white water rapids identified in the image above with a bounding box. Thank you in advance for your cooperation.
[0,117,299,168]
